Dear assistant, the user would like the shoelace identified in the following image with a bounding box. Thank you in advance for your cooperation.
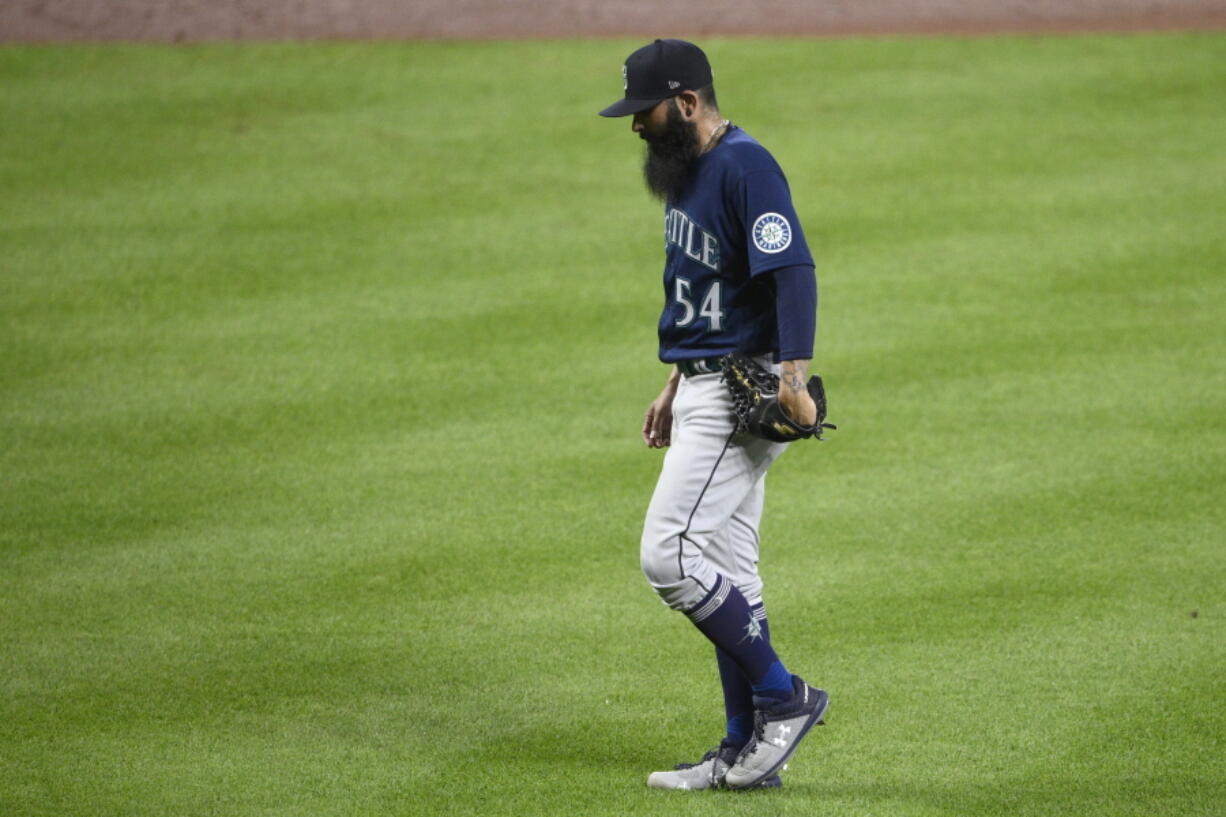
[735,712,769,763]
[670,747,732,788]
[673,747,720,771]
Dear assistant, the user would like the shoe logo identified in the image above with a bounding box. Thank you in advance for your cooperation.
[771,724,792,747]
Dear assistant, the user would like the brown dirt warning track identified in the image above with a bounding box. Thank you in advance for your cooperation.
[3,0,1225,43]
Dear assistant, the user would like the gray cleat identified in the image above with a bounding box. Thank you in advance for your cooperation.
[724,676,828,790]
[647,741,782,790]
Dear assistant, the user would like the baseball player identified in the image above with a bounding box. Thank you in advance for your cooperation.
[599,39,829,790]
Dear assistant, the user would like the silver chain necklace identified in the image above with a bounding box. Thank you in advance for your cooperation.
[702,119,731,154]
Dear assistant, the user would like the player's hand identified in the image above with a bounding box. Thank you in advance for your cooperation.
[642,382,678,448]
[778,359,817,427]
[778,387,817,427]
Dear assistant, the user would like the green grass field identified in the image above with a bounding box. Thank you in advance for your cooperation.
[2,32,1224,817]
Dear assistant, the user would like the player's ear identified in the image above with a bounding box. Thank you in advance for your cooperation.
[676,90,701,120]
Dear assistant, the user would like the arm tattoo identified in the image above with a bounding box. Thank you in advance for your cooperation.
[781,360,809,393]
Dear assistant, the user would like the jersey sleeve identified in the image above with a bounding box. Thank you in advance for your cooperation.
[739,168,814,277]
[773,264,817,360]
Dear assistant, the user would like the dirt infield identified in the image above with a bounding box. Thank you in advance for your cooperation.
[4,0,1226,42]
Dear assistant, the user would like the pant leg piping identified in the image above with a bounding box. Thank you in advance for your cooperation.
[674,428,739,585]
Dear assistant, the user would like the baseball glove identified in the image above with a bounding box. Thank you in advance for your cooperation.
[720,353,836,443]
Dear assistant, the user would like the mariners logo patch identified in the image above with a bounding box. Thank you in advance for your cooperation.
[752,212,792,254]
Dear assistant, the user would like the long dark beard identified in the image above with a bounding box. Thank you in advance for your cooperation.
[642,102,700,203]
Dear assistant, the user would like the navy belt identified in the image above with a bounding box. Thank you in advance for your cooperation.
[676,357,725,377]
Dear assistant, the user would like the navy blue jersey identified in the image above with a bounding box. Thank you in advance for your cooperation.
[657,126,814,363]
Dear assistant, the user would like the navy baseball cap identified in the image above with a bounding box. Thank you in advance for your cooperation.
[599,39,713,118]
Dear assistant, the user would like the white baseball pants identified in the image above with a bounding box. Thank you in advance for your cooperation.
[640,367,789,612]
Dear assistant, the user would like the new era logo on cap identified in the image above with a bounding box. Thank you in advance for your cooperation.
[598,39,713,118]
